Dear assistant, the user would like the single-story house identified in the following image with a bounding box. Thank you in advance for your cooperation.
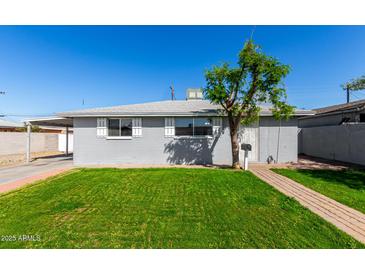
[0,118,24,132]
[299,99,365,128]
[55,89,313,166]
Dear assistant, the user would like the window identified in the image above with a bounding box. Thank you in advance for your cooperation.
[194,118,213,135]
[175,117,213,137]
[175,118,193,136]
[108,119,120,136]
[108,118,132,137]
[360,114,365,123]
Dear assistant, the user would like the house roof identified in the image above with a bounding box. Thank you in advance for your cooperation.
[0,118,24,128]
[58,100,314,117]
[314,99,365,115]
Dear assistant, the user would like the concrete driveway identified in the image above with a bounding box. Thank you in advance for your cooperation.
[0,155,73,185]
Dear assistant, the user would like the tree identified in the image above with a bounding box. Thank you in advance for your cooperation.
[203,40,294,169]
[15,125,42,132]
[341,75,365,103]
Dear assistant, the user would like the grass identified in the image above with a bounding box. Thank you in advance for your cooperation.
[0,168,363,248]
[273,168,365,214]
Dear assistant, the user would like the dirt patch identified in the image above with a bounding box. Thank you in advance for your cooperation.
[251,155,365,171]
[288,155,364,171]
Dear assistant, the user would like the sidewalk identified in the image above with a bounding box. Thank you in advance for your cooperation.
[251,166,365,244]
[0,167,72,194]
[0,155,73,194]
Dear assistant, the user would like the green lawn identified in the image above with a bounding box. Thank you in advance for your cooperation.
[0,168,362,248]
[273,168,365,214]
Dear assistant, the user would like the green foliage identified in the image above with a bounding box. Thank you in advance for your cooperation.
[31,125,42,132]
[204,40,294,125]
[342,75,365,91]
[0,168,362,248]
[14,125,42,132]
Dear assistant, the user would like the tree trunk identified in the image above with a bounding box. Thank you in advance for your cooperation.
[228,115,240,169]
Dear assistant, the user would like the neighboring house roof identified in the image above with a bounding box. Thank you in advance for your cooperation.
[0,118,24,128]
[314,99,365,115]
[58,100,313,117]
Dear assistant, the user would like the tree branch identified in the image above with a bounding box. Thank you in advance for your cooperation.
[219,101,229,112]
[226,70,245,111]
[240,67,258,112]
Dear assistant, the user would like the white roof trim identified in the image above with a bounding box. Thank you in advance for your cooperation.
[57,100,314,118]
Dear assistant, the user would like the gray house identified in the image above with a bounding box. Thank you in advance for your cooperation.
[58,90,313,166]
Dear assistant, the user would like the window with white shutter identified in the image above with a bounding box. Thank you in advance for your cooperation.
[96,118,107,137]
[165,117,175,137]
[132,118,142,137]
[212,117,222,136]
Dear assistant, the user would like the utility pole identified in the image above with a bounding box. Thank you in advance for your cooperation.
[346,85,350,103]
[170,85,175,101]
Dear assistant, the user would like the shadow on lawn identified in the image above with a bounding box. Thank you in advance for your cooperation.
[295,169,365,190]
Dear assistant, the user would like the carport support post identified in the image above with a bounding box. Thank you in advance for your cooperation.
[65,126,69,156]
[26,122,31,163]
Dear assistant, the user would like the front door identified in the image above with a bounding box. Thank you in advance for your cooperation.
[238,124,259,163]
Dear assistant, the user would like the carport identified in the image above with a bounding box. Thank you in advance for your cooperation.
[25,117,73,163]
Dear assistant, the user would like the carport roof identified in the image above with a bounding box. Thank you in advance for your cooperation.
[25,117,73,127]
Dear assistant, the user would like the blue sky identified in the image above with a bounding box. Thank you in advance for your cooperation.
[0,26,365,121]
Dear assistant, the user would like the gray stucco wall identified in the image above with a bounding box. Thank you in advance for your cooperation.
[258,117,298,163]
[299,114,343,128]
[299,124,365,165]
[74,117,232,165]
[73,116,299,165]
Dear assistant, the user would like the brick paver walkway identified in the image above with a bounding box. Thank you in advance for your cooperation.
[251,166,365,244]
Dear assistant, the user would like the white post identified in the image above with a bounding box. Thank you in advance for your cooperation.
[65,126,69,157]
[26,123,31,163]
[244,150,249,170]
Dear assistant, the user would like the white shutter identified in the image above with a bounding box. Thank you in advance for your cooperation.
[165,117,175,137]
[132,118,142,137]
[212,117,222,136]
[96,118,107,137]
